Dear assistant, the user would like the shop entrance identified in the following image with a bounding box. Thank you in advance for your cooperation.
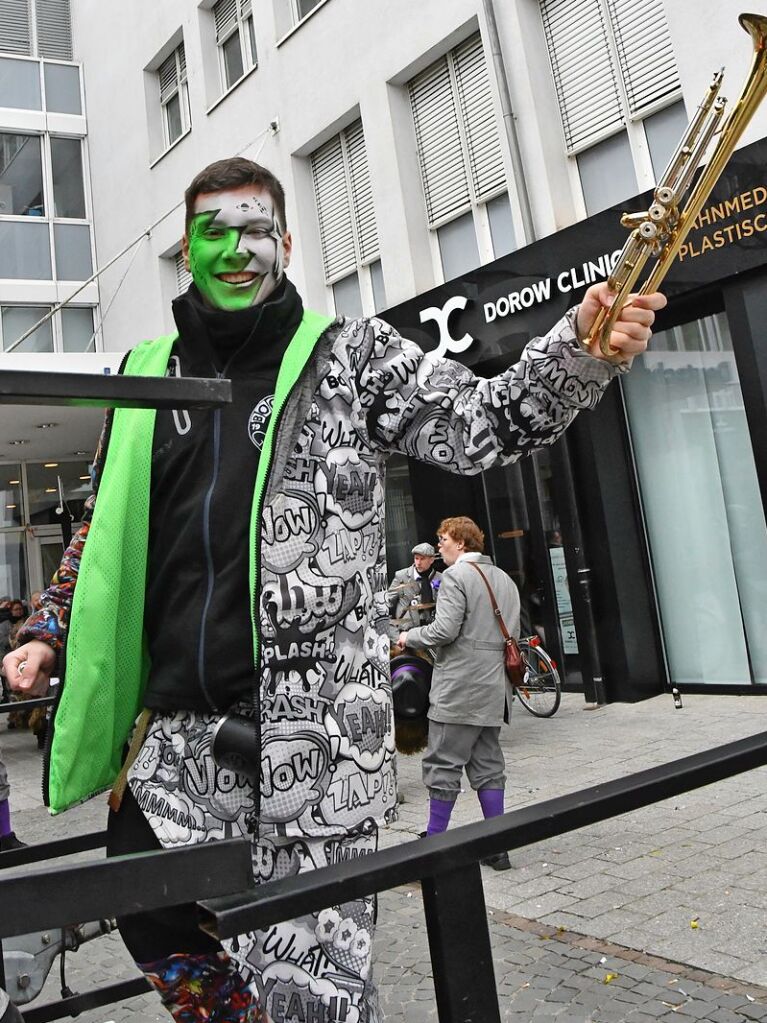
[385,447,582,691]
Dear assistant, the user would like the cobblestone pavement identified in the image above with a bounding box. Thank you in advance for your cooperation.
[3,691,767,1021]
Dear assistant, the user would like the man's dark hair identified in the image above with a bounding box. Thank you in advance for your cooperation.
[184,157,287,234]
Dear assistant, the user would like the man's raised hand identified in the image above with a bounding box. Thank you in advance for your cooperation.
[576,282,667,361]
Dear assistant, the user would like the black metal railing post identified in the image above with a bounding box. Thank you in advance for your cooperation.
[422,862,502,1023]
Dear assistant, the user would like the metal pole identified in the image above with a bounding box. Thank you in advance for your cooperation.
[550,437,606,704]
[482,0,536,244]
[422,863,502,1023]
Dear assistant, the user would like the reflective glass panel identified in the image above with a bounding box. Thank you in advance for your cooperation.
[437,211,480,281]
[0,57,41,110]
[245,16,257,65]
[61,306,94,351]
[0,132,44,215]
[332,271,362,318]
[0,221,52,279]
[51,137,85,218]
[26,461,91,526]
[298,0,323,17]
[645,100,689,181]
[0,465,22,528]
[487,192,516,259]
[577,131,637,215]
[0,531,27,599]
[622,313,767,685]
[222,31,244,88]
[54,223,92,280]
[164,93,183,145]
[43,63,81,114]
[370,259,386,313]
[1,305,53,353]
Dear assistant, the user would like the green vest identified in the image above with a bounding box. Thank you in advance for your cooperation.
[46,310,332,813]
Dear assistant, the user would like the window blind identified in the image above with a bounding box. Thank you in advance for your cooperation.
[409,55,470,226]
[159,43,185,103]
[175,251,192,295]
[311,119,379,283]
[213,0,237,41]
[540,0,625,152]
[409,32,506,226]
[344,119,379,264]
[35,0,71,58]
[0,0,31,55]
[607,0,681,115]
[452,33,506,203]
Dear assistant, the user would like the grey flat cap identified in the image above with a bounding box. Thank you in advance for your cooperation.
[412,542,436,556]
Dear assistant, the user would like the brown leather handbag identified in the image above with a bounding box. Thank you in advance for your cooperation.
[468,562,524,687]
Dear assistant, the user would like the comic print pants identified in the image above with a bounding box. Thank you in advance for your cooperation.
[108,709,382,1023]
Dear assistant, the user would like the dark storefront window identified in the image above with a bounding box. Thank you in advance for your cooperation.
[622,313,767,686]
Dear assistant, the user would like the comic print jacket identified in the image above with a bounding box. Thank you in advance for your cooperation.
[20,300,623,837]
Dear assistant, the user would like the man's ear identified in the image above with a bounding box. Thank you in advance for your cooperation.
[282,231,293,269]
[181,235,191,271]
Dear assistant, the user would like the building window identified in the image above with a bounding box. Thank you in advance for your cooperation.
[158,43,190,148]
[0,0,72,59]
[0,132,44,216]
[540,0,686,215]
[51,136,85,218]
[311,119,382,317]
[0,304,95,352]
[291,0,323,24]
[213,0,257,92]
[175,250,193,295]
[408,32,515,282]
[0,130,92,282]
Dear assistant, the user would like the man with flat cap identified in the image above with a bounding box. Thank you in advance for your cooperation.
[388,542,442,637]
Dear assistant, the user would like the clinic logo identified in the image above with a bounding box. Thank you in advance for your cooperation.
[418,294,474,359]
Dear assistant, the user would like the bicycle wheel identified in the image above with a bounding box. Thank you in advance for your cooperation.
[515,638,562,718]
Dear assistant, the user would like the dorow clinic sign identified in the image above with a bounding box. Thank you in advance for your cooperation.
[387,136,767,367]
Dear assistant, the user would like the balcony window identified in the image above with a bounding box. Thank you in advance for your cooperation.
[61,306,94,351]
[0,221,51,279]
[51,137,85,218]
[1,305,54,353]
[43,61,81,114]
[53,223,92,280]
[0,132,44,216]
[0,56,42,110]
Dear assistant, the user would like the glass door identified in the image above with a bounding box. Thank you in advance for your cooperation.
[622,313,767,686]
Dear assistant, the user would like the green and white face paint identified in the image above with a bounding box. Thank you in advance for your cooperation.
[187,187,286,311]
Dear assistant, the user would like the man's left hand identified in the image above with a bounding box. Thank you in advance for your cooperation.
[398,631,409,649]
[576,283,667,361]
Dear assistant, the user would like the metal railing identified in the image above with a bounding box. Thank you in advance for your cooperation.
[2,731,767,1023]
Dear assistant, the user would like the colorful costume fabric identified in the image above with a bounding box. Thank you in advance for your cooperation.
[19,298,622,1020]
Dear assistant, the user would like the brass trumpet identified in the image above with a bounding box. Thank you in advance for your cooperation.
[587,12,767,359]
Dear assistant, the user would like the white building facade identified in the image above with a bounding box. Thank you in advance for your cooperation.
[60,0,767,349]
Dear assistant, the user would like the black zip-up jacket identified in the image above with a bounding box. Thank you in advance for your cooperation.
[143,279,303,712]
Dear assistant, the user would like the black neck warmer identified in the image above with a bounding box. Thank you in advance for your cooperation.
[171,278,303,374]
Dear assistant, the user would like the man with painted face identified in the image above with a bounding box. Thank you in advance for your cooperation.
[5,157,666,1023]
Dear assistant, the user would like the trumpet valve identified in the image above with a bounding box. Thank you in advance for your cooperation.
[638,221,659,240]
[654,186,675,207]
[648,202,668,223]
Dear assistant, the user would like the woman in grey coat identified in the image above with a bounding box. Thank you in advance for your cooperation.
[399,516,518,870]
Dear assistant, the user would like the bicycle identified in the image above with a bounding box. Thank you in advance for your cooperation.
[513,636,562,718]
